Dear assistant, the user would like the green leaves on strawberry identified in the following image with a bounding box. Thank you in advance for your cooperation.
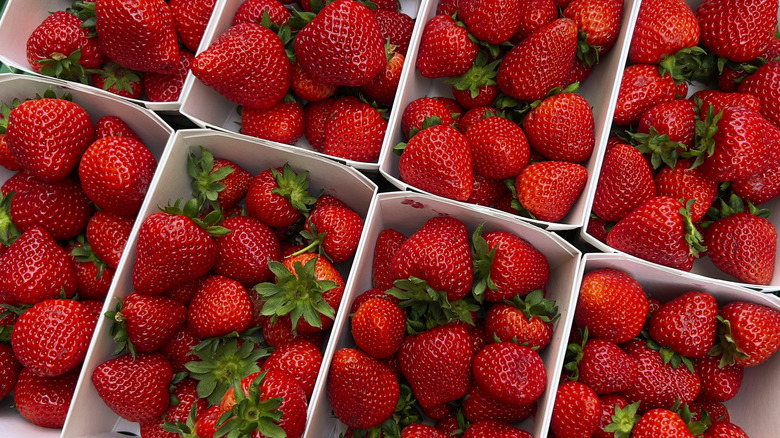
[188,146,236,211]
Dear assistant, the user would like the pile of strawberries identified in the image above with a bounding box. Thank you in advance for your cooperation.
[0,92,158,427]
[389,0,625,222]
[86,147,367,438]
[551,267,780,437]
[588,0,780,284]
[326,216,557,436]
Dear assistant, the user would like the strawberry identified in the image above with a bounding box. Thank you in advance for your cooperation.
[689,401,730,424]
[232,0,291,27]
[457,0,523,44]
[637,98,697,150]
[550,381,602,438]
[649,291,719,358]
[245,164,317,228]
[416,14,479,79]
[86,210,134,270]
[397,124,474,201]
[26,10,105,82]
[261,338,322,399]
[702,421,750,437]
[607,196,704,272]
[303,204,364,263]
[13,367,80,428]
[692,90,762,119]
[462,382,536,424]
[262,314,324,349]
[161,327,201,373]
[352,297,406,359]
[485,293,556,350]
[95,115,142,141]
[712,301,780,367]
[360,48,405,107]
[66,238,114,301]
[143,49,195,102]
[290,61,338,102]
[304,99,337,151]
[91,62,144,99]
[350,288,401,315]
[169,0,217,52]
[107,292,187,355]
[192,23,291,109]
[401,97,456,139]
[696,0,778,62]
[92,352,174,424]
[563,0,624,66]
[592,143,657,222]
[738,61,780,130]
[732,164,780,205]
[187,275,254,338]
[575,268,649,344]
[631,408,695,437]
[399,324,473,419]
[328,348,400,429]
[457,106,500,134]
[574,337,639,395]
[214,215,281,286]
[141,377,208,438]
[79,135,157,216]
[96,0,180,73]
[402,424,450,437]
[0,344,20,401]
[294,0,386,87]
[323,96,388,162]
[189,150,253,211]
[514,161,588,222]
[655,159,718,223]
[372,9,415,57]
[497,18,578,102]
[595,394,629,438]
[392,217,474,302]
[473,341,546,406]
[628,0,700,64]
[466,173,509,207]
[512,0,557,41]
[465,115,529,180]
[463,420,533,438]
[242,98,305,145]
[694,355,743,403]
[523,90,595,163]
[704,209,776,285]
[0,226,77,305]
[613,64,679,127]
[131,199,222,295]
[5,97,94,183]
[372,228,407,291]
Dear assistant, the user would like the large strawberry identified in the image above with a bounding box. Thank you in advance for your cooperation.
[696,0,778,62]
[192,23,291,109]
[95,0,180,74]
[550,381,602,438]
[323,96,388,162]
[401,97,457,139]
[5,97,94,183]
[629,0,700,64]
[649,291,719,358]
[465,115,529,180]
[497,18,578,102]
[416,14,479,79]
[738,61,780,130]
[563,0,624,65]
[214,215,281,286]
[592,143,657,222]
[694,355,743,403]
[514,160,588,222]
[107,292,187,355]
[294,0,386,87]
[13,367,80,428]
[522,90,595,162]
[473,342,546,406]
[613,64,679,127]
[168,0,217,53]
[712,301,780,367]
[457,0,522,44]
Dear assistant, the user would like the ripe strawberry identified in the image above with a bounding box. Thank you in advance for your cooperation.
[304,204,364,263]
[131,199,221,295]
[465,115,529,180]
[108,292,187,354]
[607,196,703,272]
[738,61,780,130]
[592,143,657,222]
[13,367,80,428]
[696,0,778,62]
[563,0,624,66]
[694,355,743,403]
[416,14,479,79]
[141,377,208,438]
[66,238,114,300]
[360,48,405,107]
[463,420,533,438]
[512,0,557,41]
[92,352,174,424]
[713,301,780,367]
[631,408,694,437]
[637,98,697,150]
[304,98,337,151]
[523,91,595,162]
[328,348,400,429]
[79,135,157,216]
[95,115,142,141]
[187,275,254,338]
[323,96,388,162]
[458,0,522,44]
[214,215,281,286]
[613,64,679,127]
[398,123,474,201]
[352,297,406,359]
[732,164,780,205]
[261,314,324,349]
[702,421,749,437]
[550,381,602,438]
[372,228,407,291]
[392,217,474,302]
[705,211,776,285]
[595,394,629,438]
[401,97,457,139]
[245,164,317,228]
[372,9,415,57]
[575,337,639,395]
[497,18,577,102]
[5,97,94,183]
[91,62,144,99]
[575,268,649,344]
[689,401,730,424]
[143,49,195,102]
[261,338,322,399]
[294,0,386,87]
[192,23,291,109]
[466,172,509,207]
[629,0,700,64]
[0,343,20,401]
[655,160,718,223]
[290,61,338,102]
[649,291,719,358]
[242,98,305,145]
[485,295,556,350]
[462,382,535,424]
[86,210,135,270]
[693,90,762,119]
[0,226,77,305]
[514,161,588,222]
[169,0,217,52]
[232,0,291,27]
[473,341,546,406]
[26,10,105,81]
[161,327,201,373]
[402,424,449,438]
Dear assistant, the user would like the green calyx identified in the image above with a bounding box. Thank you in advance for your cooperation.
[683,102,722,169]
[385,277,478,334]
[0,192,20,247]
[69,234,109,279]
[254,257,337,331]
[445,51,500,99]
[270,163,318,217]
[36,48,100,84]
[105,296,136,358]
[348,384,421,438]
[645,338,695,373]
[471,223,497,303]
[163,403,200,438]
[188,146,235,211]
[93,62,142,94]
[603,401,641,438]
[563,327,588,380]
[629,128,686,170]
[160,198,232,238]
[66,1,97,32]
[215,372,286,438]
[509,290,560,323]
[406,115,443,140]
[708,315,750,368]
[0,98,20,134]
[185,333,270,406]
[576,30,600,67]
[680,199,706,259]
[704,194,770,226]
[675,402,711,436]
[658,47,716,85]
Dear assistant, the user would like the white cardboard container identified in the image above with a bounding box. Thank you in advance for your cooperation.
[0,0,217,112]
[573,253,780,438]
[0,72,174,437]
[377,0,642,231]
[178,0,425,172]
[60,129,378,438]
[305,192,582,438]
[579,1,780,291]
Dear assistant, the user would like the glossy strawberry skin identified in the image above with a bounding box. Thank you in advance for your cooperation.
[242,99,305,146]
[465,116,529,180]
[401,97,456,139]
[629,0,700,64]
[187,275,254,338]
[462,382,535,424]
[579,338,639,395]
[515,161,588,222]
[14,367,80,428]
[481,231,549,302]
[719,301,780,367]
[655,160,717,223]
[95,115,142,141]
[613,64,679,127]
[732,164,780,206]
[593,143,657,222]
[738,61,780,130]
[352,297,406,359]
[649,291,719,358]
[245,167,303,228]
[372,9,415,57]
[214,215,281,286]
[463,420,533,438]
[458,0,523,44]
[639,99,697,148]
[485,303,552,350]
[416,14,479,79]
[360,51,405,107]
[694,355,743,403]
[232,0,291,27]
[169,0,217,53]
[261,338,322,399]
[121,292,188,353]
[473,342,546,406]
[0,344,20,401]
[280,252,345,333]
[595,394,629,438]
[705,212,777,285]
[696,0,778,62]
[26,11,105,74]
[86,210,135,270]
[550,381,601,438]
[372,228,407,291]
[323,96,388,163]
[632,409,695,438]
[523,92,595,162]
[143,49,195,102]
[563,0,624,57]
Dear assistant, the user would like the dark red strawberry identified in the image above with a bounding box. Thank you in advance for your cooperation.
[466,173,509,207]
[613,64,679,127]
[732,164,780,205]
[245,164,317,228]
[738,61,780,130]
[592,143,657,222]
[713,301,780,368]
[91,62,144,99]
[303,204,363,263]
[576,337,640,395]
[473,229,549,302]
[161,327,201,373]
[458,0,523,44]
[304,98,337,151]
[360,48,405,107]
[372,9,415,57]
[465,115,529,180]
[694,354,743,403]
[66,237,114,301]
[463,420,533,438]
[242,98,306,145]
[232,0,291,27]
[86,210,135,270]
[143,49,195,102]
[95,115,142,141]
[649,291,719,358]
[372,228,407,291]
[108,292,188,355]
[629,0,700,64]
[214,215,281,286]
[261,338,322,400]
[512,0,557,41]
[187,275,254,338]
[462,382,536,424]
[655,159,718,223]
[352,297,406,359]
[637,98,697,150]
[0,343,20,401]
[290,61,338,102]
[563,0,623,65]
[704,210,776,285]
[631,408,695,437]
[550,381,602,438]
[323,96,388,162]
[485,294,556,350]
[523,91,595,162]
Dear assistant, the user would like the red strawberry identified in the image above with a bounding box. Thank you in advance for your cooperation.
[632,408,695,437]
[458,106,500,133]
[649,291,719,358]
[512,0,557,41]
[550,381,602,438]
[13,367,80,428]
[575,268,649,344]
[328,348,400,429]
[466,172,509,207]
[465,115,529,180]
[401,97,456,139]
[704,211,776,285]
[738,61,780,130]
[416,14,479,79]
[66,238,114,301]
[0,226,77,305]
[713,301,780,367]
[187,275,254,338]
[92,352,174,424]
[161,327,201,373]
[576,337,639,395]
[398,124,474,201]
[303,204,364,263]
[463,420,533,438]
[304,98,337,151]
[192,23,291,109]
[563,0,624,66]
[5,97,94,183]
[693,90,762,118]
[595,394,629,438]
[26,10,105,81]
[108,292,188,354]
[702,421,750,437]
[462,382,536,424]
[497,18,577,102]
[613,64,679,126]
[637,98,697,150]
[360,48,405,107]
[232,0,291,27]
[457,0,523,44]
[629,0,700,64]
[689,401,730,424]
[86,210,135,270]
[79,135,157,216]
[485,294,556,350]
[372,9,415,57]
[694,355,743,403]
[0,344,20,401]
[655,159,718,223]
[143,49,195,102]
[732,164,780,205]
[323,96,388,162]
[140,377,209,438]
[91,62,144,99]
[290,61,338,102]
[372,228,407,291]
[402,424,450,437]
[696,0,778,62]
[262,314,324,349]
[169,0,217,52]
[95,115,142,141]
[294,0,386,87]
[523,91,595,162]
[245,164,317,228]
[473,341,546,406]
[607,196,703,272]
[214,215,281,286]
[352,297,406,359]
[261,338,322,399]
[514,161,588,222]
[592,143,657,222]
[242,98,306,145]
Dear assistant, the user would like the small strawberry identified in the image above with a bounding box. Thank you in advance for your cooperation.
[595,394,629,438]
[232,0,291,27]
[523,90,595,162]
[187,275,254,338]
[416,14,479,79]
[360,47,405,107]
[214,215,281,286]
[514,161,588,222]
[95,115,142,141]
[0,344,20,401]
[245,164,317,228]
[107,292,187,355]
[161,327,200,373]
[352,297,406,359]
[592,143,657,222]
[458,106,500,133]
[649,291,719,358]
[66,237,114,301]
[302,204,364,263]
[631,408,695,437]
[372,9,415,57]
[261,314,324,349]
[466,172,509,207]
[473,341,546,407]
[738,61,780,130]
[457,0,523,44]
[512,0,557,41]
[304,99,337,151]
[563,0,624,66]
[242,98,306,145]
[261,338,322,399]
[290,61,338,102]
[550,381,602,438]
[465,115,529,180]
[401,97,456,139]
[712,301,780,367]
[323,96,388,162]
[13,367,80,428]
[694,354,743,403]
[189,149,253,211]
[655,159,718,223]
[696,0,778,62]
[485,293,557,350]
[462,382,536,424]
[571,336,640,395]
[86,210,135,270]
[402,424,450,438]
